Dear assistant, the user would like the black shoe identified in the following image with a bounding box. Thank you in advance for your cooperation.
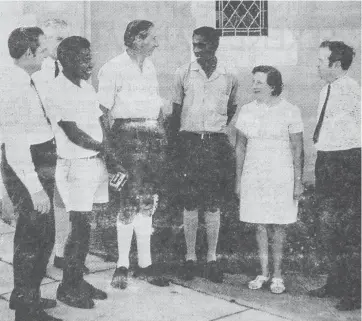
[53,256,64,269]
[15,308,62,321]
[204,261,223,283]
[82,264,90,275]
[182,260,196,281]
[39,298,57,310]
[56,283,94,309]
[133,265,170,287]
[336,297,361,311]
[80,280,107,300]
[308,284,336,298]
[111,266,128,289]
[54,256,89,274]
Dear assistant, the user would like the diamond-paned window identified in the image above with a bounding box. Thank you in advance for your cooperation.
[216,1,268,36]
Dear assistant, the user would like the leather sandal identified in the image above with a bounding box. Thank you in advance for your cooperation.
[270,277,286,294]
[248,275,270,290]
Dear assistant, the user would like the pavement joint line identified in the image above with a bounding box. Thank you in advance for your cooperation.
[209,309,252,321]
[168,277,294,321]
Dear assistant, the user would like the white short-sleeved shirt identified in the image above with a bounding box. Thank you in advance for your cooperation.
[97,51,163,120]
[314,75,361,151]
[173,61,239,133]
[32,57,62,85]
[45,73,103,159]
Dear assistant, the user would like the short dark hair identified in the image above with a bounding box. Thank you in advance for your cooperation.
[57,36,90,68]
[320,41,355,70]
[8,27,44,59]
[124,20,154,48]
[252,65,283,97]
[193,26,220,49]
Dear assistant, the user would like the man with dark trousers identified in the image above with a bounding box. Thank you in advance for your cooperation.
[308,41,361,311]
[0,27,62,321]
[168,26,238,283]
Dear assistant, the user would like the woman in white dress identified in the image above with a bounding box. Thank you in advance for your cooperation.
[235,66,304,294]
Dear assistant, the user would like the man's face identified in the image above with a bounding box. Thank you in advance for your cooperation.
[74,48,93,80]
[252,72,273,100]
[317,47,338,82]
[135,27,159,57]
[44,26,69,60]
[192,34,217,62]
[29,34,47,71]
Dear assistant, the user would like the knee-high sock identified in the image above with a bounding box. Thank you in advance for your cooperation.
[53,187,68,257]
[183,209,198,261]
[205,209,220,262]
[54,205,69,257]
[134,215,152,268]
[116,217,134,269]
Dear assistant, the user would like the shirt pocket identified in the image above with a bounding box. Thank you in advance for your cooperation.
[215,94,229,115]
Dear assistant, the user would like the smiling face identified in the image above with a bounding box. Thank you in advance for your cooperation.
[134,26,159,57]
[192,34,217,62]
[75,48,93,80]
[252,72,273,101]
[44,26,69,60]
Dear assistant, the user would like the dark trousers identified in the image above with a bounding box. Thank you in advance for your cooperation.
[315,148,361,300]
[1,140,56,310]
[62,212,90,288]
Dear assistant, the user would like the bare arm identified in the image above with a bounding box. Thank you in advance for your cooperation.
[289,132,304,200]
[58,120,103,152]
[235,130,247,196]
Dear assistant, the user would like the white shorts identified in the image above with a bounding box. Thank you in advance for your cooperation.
[56,156,109,212]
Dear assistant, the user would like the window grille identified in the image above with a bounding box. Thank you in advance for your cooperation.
[216,1,268,36]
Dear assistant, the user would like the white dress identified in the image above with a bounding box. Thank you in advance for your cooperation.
[235,99,304,224]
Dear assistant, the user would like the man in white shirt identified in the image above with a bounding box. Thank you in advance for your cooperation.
[308,41,361,311]
[98,20,169,289]
[0,27,61,321]
[32,19,85,274]
[44,36,119,309]
[33,19,69,83]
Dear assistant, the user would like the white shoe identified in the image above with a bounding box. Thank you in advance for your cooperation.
[248,275,270,290]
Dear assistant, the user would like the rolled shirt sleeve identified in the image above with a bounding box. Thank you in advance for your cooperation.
[97,63,117,110]
[172,67,185,105]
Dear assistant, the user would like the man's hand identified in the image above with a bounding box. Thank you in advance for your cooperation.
[293,180,304,201]
[31,189,51,214]
[235,182,240,198]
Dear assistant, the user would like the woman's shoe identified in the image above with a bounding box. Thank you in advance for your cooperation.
[270,277,286,294]
[248,275,270,290]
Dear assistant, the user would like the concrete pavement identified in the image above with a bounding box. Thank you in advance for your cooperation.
[0,220,360,321]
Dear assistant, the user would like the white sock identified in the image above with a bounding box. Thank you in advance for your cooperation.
[205,209,221,262]
[54,204,69,258]
[116,217,134,269]
[134,215,152,268]
[183,209,198,262]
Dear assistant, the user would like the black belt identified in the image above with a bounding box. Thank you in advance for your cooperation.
[114,118,155,123]
[180,131,226,140]
[57,153,101,160]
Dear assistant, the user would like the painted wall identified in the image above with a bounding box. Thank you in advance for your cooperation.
[0,1,360,185]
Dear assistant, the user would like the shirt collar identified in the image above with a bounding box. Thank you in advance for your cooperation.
[190,60,227,75]
[122,51,151,71]
[330,74,348,88]
[57,72,87,90]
